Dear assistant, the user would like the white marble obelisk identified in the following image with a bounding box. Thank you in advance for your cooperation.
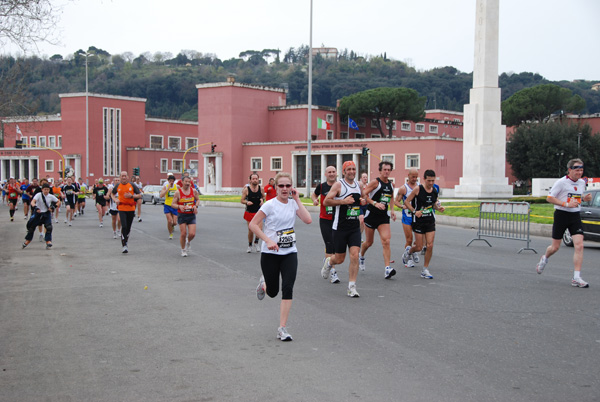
[454,0,512,198]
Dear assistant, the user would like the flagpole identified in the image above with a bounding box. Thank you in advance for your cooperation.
[306,0,313,198]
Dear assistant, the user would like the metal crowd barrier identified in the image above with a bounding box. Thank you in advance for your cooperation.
[466,202,537,254]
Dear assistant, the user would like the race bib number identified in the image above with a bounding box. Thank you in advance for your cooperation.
[325,206,333,215]
[379,193,392,205]
[9,192,17,198]
[168,190,175,197]
[567,193,581,205]
[346,206,360,218]
[276,227,296,248]
[98,190,105,196]
[66,189,73,195]
[421,206,434,216]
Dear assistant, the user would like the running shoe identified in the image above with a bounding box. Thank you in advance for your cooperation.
[571,277,589,288]
[359,254,366,271]
[169,233,174,240]
[421,246,427,255]
[181,249,188,257]
[22,242,27,249]
[277,326,293,341]
[536,255,548,274]
[46,243,52,250]
[122,245,128,254]
[138,217,142,222]
[55,219,58,223]
[412,252,420,263]
[99,222,103,228]
[321,257,332,279]
[256,275,266,300]
[74,212,78,217]
[385,266,396,279]
[24,216,28,220]
[246,246,252,253]
[39,233,44,242]
[421,269,433,279]
[68,222,72,226]
[405,259,415,268]
[347,284,360,298]
[185,240,191,253]
[116,230,121,236]
[254,242,261,252]
[402,246,411,265]
[64,219,67,224]
[10,217,14,221]
[330,269,340,284]
[113,232,117,239]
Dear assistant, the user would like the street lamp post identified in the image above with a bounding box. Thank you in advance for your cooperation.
[78,51,91,184]
[578,132,582,157]
[556,152,564,177]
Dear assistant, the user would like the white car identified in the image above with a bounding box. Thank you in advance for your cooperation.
[141,185,165,204]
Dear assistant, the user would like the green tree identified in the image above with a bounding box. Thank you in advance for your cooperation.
[501,84,586,126]
[338,87,426,138]
[506,122,599,182]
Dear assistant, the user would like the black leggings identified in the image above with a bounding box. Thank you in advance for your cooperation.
[260,252,297,300]
[319,218,334,254]
[118,210,136,246]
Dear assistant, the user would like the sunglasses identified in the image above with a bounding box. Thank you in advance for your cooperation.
[570,165,584,170]
[278,184,292,188]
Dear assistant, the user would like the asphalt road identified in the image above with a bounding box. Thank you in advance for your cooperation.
[1,202,598,402]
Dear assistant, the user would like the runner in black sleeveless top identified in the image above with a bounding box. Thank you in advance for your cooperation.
[241,173,264,253]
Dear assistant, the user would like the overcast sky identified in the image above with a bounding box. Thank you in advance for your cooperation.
[7,0,600,82]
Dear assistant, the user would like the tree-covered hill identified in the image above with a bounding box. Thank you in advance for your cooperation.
[1,46,599,121]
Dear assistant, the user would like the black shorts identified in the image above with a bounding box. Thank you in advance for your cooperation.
[77,198,86,204]
[178,213,196,225]
[66,200,76,209]
[332,228,362,254]
[412,219,436,234]
[8,198,18,206]
[552,209,583,240]
[319,218,334,254]
[22,198,31,205]
[364,211,390,229]
[109,209,118,216]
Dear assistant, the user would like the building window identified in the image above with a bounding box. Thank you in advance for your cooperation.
[416,123,425,133]
[21,137,28,147]
[58,159,62,173]
[172,159,183,172]
[39,137,46,147]
[251,157,262,171]
[58,136,62,148]
[401,122,411,131]
[186,137,197,150]
[45,160,54,172]
[326,114,334,124]
[48,136,56,148]
[371,119,379,128]
[371,134,381,138]
[386,121,397,130]
[271,157,282,171]
[168,137,181,150]
[150,135,163,149]
[340,131,349,139]
[429,125,438,134]
[189,160,198,176]
[103,107,122,177]
[355,133,365,139]
[160,159,168,173]
[381,154,395,165]
[29,137,36,147]
[356,117,366,127]
[326,130,334,140]
[406,154,420,169]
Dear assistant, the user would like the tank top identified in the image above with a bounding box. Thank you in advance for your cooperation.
[115,182,137,211]
[332,179,361,231]
[402,182,417,218]
[164,183,178,206]
[246,185,262,213]
[412,185,438,222]
[7,184,19,199]
[315,181,334,220]
[178,187,196,214]
[366,178,394,218]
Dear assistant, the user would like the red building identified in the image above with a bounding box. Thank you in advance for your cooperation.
[2,81,473,193]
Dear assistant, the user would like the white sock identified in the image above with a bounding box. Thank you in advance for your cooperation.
[348,281,356,288]
[573,271,581,279]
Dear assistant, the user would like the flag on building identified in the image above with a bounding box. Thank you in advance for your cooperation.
[16,125,22,139]
[348,118,359,130]
[317,118,331,130]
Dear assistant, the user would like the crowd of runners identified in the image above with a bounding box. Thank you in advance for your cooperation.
[4,157,591,341]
